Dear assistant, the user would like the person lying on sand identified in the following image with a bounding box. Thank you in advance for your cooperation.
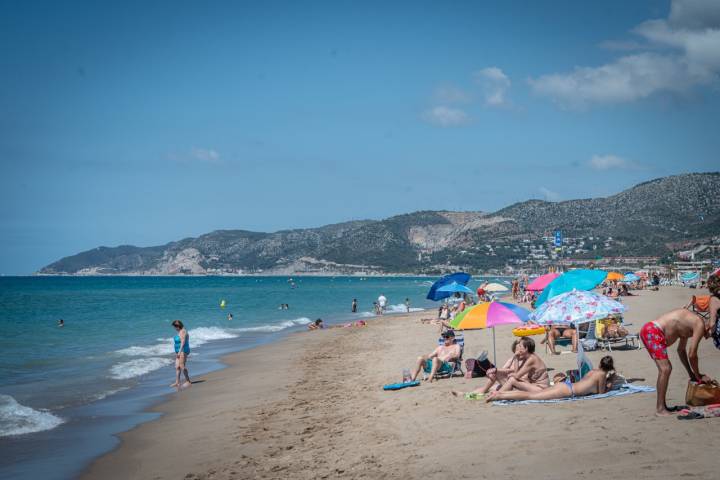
[452,337,548,398]
[410,330,461,382]
[640,306,714,416]
[485,356,617,402]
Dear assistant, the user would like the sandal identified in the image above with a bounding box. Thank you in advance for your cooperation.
[677,411,704,420]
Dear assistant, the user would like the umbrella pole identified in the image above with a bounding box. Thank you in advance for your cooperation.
[492,327,497,365]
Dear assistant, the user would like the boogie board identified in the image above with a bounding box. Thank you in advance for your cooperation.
[383,381,420,391]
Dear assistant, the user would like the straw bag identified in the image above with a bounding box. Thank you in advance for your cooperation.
[686,380,720,406]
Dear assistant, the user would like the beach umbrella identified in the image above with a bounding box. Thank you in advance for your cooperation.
[623,273,640,283]
[606,272,624,282]
[450,301,530,363]
[529,290,626,327]
[436,282,474,295]
[526,272,560,292]
[426,272,471,301]
[484,282,509,292]
[534,269,607,308]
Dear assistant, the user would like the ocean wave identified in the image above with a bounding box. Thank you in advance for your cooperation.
[109,357,173,380]
[0,394,64,437]
[385,303,425,313]
[116,326,239,357]
[234,317,312,333]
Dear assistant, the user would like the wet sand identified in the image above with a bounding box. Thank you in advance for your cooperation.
[83,286,719,479]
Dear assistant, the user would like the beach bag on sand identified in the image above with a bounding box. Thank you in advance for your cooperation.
[686,380,720,406]
[465,353,494,379]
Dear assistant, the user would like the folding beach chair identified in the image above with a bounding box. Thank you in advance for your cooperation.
[427,334,464,379]
[686,295,711,321]
[595,317,640,352]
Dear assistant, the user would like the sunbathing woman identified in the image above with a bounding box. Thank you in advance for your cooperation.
[486,356,617,402]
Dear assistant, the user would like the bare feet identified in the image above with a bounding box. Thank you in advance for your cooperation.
[485,391,499,402]
[655,409,674,417]
[182,381,192,389]
[169,382,179,388]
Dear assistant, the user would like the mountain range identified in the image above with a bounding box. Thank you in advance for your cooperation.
[39,172,720,275]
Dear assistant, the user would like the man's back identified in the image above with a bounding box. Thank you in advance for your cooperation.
[655,308,703,346]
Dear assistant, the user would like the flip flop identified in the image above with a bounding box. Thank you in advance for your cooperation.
[677,411,704,420]
[667,405,688,412]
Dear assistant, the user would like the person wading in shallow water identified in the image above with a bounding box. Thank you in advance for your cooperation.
[171,320,191,390]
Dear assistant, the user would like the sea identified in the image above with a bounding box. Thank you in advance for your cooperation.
[0,275,507,479]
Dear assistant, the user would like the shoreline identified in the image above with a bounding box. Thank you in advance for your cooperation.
[83,286,720,479]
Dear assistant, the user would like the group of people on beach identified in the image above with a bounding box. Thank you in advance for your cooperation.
[414,271,720,415]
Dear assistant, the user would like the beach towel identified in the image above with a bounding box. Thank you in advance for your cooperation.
[491,384,655,405]
[383,381,420,391]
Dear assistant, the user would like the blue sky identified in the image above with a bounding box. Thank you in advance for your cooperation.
[1,0,719,274]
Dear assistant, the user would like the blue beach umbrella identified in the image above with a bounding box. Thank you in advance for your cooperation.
[426,272,472,301]
[436,282,474,295]
[623,273,640,283]
[535,269,607,308]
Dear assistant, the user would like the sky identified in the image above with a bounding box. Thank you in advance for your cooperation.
[1,0,719,274]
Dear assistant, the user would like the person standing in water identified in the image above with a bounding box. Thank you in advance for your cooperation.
[351,299,358,313]
[171,320,191,390]
[405,298,411,313]
[57,319,64,327]
[227,313,233,321]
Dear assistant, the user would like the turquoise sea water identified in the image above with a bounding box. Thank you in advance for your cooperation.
[0,275,505,479]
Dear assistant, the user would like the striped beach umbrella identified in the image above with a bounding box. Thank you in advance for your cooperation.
[450,301,530,363]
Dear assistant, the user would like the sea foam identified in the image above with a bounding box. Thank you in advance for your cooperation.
[0,394,64,437]
[109,357,173,380]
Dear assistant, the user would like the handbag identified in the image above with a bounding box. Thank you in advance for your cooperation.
[686,380,720,406]
[464,352,494,379]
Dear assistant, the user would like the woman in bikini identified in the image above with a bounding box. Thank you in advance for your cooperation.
[486,356,617,402]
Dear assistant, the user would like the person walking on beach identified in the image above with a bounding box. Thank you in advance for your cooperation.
[405,298,411,313]
[640,308,714,416]
[171,320,191,390]
[351,299,358,313]
[377,294,387,315]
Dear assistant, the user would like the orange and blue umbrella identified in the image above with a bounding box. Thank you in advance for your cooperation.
[450,301,530,363]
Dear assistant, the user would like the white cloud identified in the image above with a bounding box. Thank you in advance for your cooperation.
[190,148,221,163]
[473,67,511,106]
[538,186,561,202]
[421,106,470,127]
[529,0,720,107]
[588,154,633,170]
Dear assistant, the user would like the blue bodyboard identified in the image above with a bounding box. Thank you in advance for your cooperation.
[383,381,420,391]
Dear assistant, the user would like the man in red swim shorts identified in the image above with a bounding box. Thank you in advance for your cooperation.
[640,308,713,416]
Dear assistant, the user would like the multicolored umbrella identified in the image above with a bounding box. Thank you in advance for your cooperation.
[450,301,530,362]
[535,269,607,308]
[526,272,560,292]
[529,290,626,326]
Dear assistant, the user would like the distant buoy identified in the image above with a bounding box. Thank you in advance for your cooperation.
[220,299,227,309]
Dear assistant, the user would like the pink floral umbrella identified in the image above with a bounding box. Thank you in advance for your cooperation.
[529,289,626,326]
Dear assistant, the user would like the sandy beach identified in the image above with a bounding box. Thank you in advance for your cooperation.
[82,286,719,480]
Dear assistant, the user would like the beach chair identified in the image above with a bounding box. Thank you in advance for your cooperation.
[595,317,640,352]
[427,334,464,379]
[687,295,711,321]
[544,324,589,354]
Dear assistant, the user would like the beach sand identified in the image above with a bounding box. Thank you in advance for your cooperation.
[83,286,719,479]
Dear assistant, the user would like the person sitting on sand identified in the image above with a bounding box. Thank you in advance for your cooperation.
[486,356,617,402]
[641,305,715,416]
[410,330,461,382]
[547,325,577,354]
[308,318,324,330]
[171,320,191,390]
[453,337,548,397]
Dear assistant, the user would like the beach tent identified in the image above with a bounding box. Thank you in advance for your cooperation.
[426,272,472,301]
[534,269,608,308]
[526,272,560,292]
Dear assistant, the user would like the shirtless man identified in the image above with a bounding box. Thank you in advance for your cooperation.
[640,308,714,416]
[410,330,461,382]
